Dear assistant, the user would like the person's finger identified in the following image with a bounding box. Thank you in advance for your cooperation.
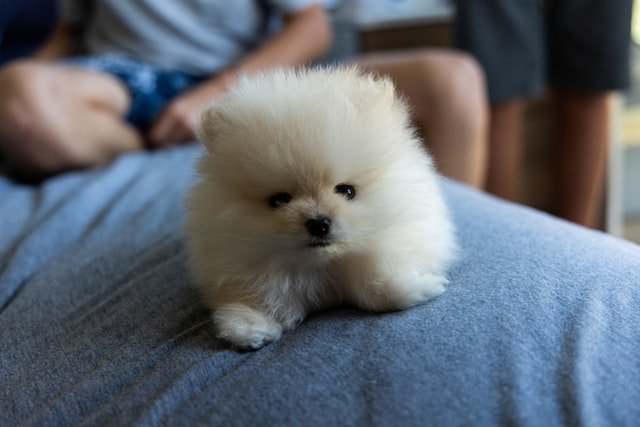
[148,111,176,147]
[164,123,193,145]
[149,99,201,146]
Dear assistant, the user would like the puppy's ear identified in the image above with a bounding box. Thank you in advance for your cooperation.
[371,73,396,99]
[366,73,398,105]
[347,69,399,110]
[196,102,229,152]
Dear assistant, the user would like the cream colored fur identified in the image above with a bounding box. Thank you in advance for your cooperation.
[186,66,456,349]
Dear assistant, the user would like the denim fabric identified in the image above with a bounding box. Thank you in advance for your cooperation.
[1,145,639,426]
[65,55,205,129]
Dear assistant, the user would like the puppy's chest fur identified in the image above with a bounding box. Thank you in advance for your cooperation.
[259,266,340,326]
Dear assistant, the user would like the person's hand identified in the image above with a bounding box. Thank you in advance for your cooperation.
[147,78,229,147]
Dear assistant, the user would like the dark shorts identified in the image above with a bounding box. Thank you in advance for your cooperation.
[65,55,206,129]
[454,0,633,103]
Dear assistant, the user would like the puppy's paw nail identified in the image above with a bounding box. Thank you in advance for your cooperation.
[232,328,282,350]
[214,304,283,350]
[412,274,447,299]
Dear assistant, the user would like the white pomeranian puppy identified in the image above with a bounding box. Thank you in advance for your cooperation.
[186,66,456,349]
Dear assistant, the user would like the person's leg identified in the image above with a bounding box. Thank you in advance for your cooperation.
[547,0,632,228]
[0,60,143,176]
[454,0,545,197]
[485,100,525,200]
[553,90,610,228]
[356,49,488,188]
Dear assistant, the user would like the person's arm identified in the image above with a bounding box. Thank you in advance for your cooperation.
[147,4,332,146]
[225,4,333,78]
[32,24,81,60]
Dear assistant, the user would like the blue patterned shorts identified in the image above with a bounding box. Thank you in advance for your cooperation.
[65,55,206,130]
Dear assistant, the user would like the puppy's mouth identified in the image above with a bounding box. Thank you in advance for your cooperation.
[306,239,333,249]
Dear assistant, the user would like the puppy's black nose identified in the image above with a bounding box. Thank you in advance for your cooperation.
[305,216,332,238]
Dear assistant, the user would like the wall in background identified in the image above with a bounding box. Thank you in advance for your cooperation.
[335,0,453,29]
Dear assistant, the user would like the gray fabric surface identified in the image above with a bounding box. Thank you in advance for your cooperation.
[1,144,639,426]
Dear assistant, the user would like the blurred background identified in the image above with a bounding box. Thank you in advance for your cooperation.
[331,0,640,243]
[624,0,640,242]
[1,0,638,242]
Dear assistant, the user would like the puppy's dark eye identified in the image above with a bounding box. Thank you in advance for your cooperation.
[334,184,356,200]
[268,192,292,209]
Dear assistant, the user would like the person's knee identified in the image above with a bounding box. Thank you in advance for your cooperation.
[416,51,486,113]
[405,51,488,155]
[0,62,84,172]
[0,62,54,136]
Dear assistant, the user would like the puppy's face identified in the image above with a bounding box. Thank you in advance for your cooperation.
[196,68,428,266]
[197,123,375,266]
[265,184,355,250]
[244,175,361,263]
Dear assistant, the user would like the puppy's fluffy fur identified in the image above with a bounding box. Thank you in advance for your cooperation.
[186,67,456,349]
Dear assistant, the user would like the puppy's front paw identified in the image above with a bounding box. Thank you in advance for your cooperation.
[213,303,283,350]
[355,273,447,312]
[400,273,447,304]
